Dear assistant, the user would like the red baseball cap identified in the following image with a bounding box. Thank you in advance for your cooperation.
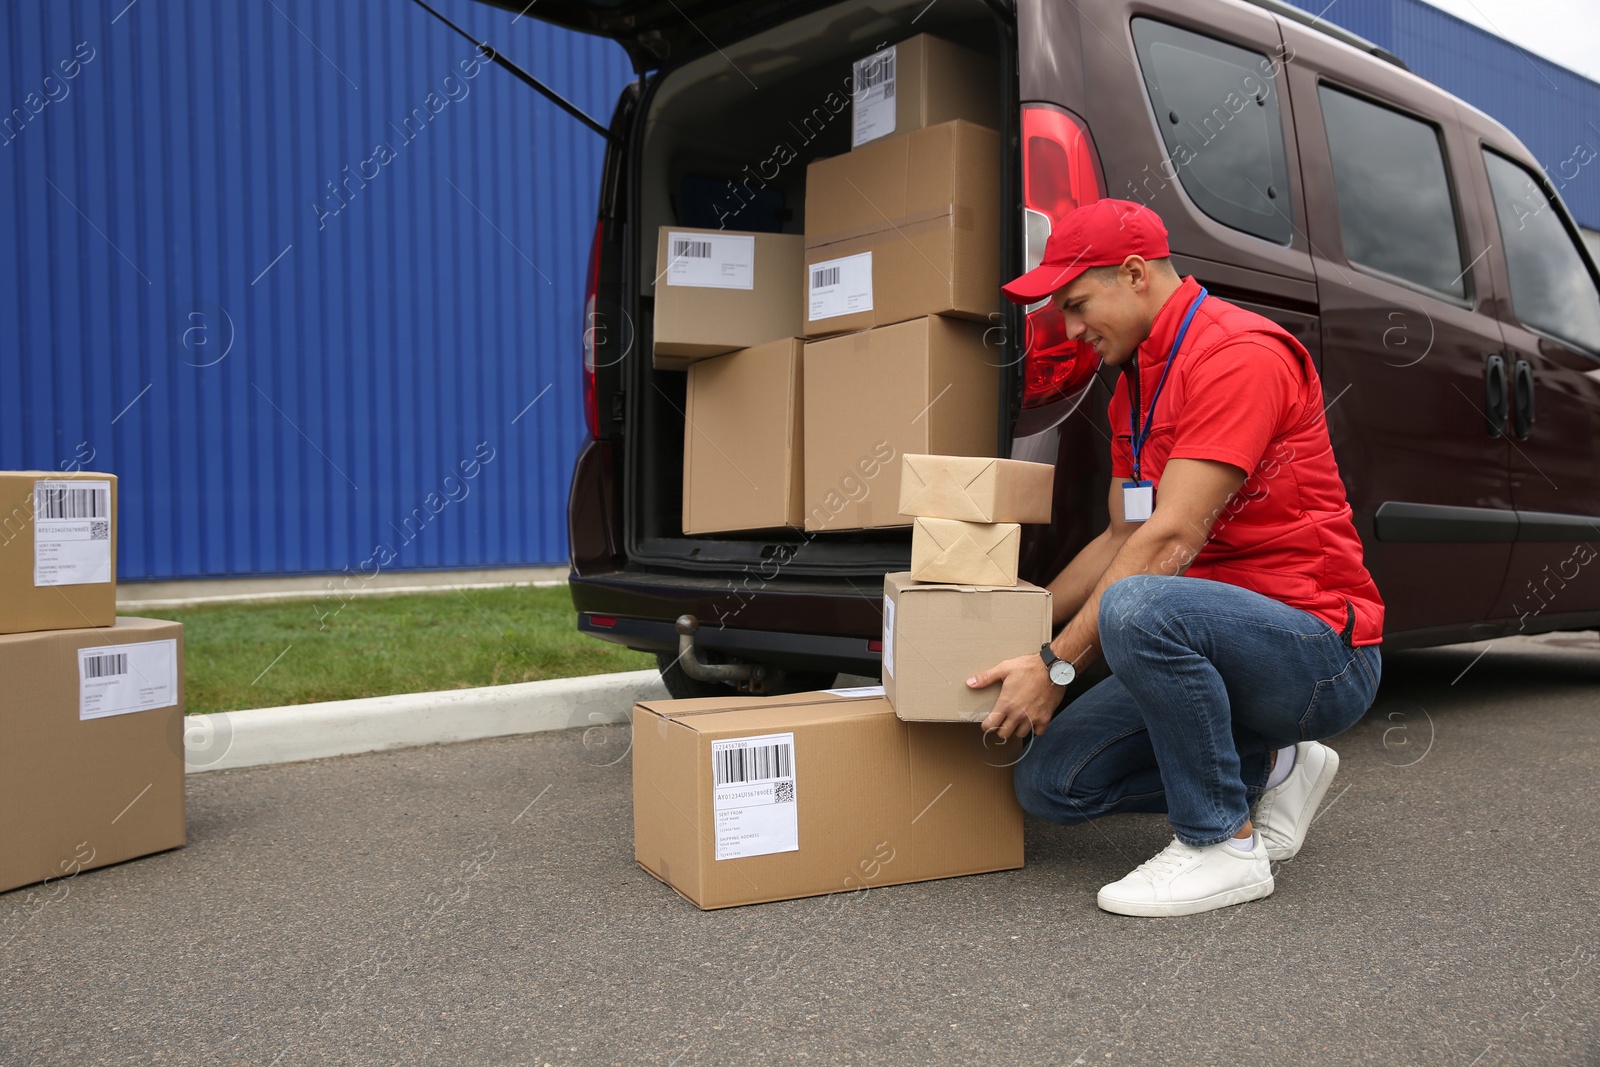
[1001,199,1171,304]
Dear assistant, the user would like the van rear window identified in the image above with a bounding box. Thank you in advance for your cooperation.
[1318,86,1467,300]
[1131,18,1294,245]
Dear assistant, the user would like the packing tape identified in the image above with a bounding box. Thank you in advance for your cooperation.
[960,594,992,621]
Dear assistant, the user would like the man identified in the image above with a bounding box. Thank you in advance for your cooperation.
[969,198,1384,917]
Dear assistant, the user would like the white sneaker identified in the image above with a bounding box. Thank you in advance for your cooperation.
[1253,741,1339,861]
[1096,836,1274,916]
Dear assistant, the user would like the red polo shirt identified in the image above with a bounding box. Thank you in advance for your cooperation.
[1108,276,1386,646]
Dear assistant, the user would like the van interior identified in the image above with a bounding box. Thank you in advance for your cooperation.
[626,0,1014,577]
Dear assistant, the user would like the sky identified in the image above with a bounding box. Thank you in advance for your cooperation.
[1416,0,1600,83]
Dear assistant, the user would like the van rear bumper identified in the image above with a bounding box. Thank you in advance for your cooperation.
[570,569,885,675]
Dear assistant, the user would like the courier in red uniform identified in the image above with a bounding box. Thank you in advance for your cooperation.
[972,199,1385,917]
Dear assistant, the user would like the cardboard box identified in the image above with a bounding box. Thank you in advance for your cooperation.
[632,688,1023,909]
[899,454,1055,523]
[0,471,118,635]
[910,517,1021,586]
[882,572,1053,723]
[652,226,805,369]
[803,121,1000,336]
[803,316,999,532]
[683,339,804,535]
[850,35,1001,148]
[1,617,186,894]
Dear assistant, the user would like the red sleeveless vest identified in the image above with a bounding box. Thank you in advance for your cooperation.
[1109,277,1386,646]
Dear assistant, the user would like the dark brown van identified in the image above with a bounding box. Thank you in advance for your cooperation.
[500,0,1600,696]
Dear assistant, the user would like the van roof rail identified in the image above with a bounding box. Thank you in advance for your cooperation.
[1243,0,1410,71]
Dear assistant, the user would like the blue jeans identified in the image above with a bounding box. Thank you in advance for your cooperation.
[1014,574,1382,847]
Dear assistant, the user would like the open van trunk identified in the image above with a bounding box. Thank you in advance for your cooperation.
[621,1,1020,577]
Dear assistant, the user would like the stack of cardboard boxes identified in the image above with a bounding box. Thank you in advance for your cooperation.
[655,33,1003,537]
[632,453,1065,910]
[0,471,186,894]
[634,37,1079,910]
[883,454,1058,724]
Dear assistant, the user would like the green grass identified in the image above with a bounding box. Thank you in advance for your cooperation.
[130,585,655,714]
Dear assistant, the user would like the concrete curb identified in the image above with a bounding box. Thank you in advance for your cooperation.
[185,669,668,774]
[118,566,569,609]
[125,579,567,610]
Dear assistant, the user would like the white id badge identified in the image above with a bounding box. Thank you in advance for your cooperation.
[1122,480,1154,522]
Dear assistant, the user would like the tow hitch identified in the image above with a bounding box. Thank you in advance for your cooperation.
[675,615,782,695]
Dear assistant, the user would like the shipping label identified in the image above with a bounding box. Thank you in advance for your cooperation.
[808,252,873,321]
[882,597,896,679]
[711,732,798,861]
[821,685,885,697]
[852,45,897,147]
[33,480,112,587]
[665,231,755,289]
[78,639,179,720]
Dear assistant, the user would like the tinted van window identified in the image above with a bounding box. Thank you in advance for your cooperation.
[1319,86,1466,298]
[1132,19,1293,244]
[1482,150,1600,354]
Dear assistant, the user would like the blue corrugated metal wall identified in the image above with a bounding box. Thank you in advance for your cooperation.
[1286,0,1600,231]
[1,1,633,580]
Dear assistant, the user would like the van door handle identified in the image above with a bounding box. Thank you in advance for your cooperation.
[1484,353,1507,438]
[1512,358,1535,439]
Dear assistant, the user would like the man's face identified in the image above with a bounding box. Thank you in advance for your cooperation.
[1050,266,1150,367]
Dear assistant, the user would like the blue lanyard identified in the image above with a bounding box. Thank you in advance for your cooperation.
[1129,287,1208,482]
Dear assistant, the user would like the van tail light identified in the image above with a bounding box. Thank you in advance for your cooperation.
[1020,105,1104,408]
[582,218,603,439]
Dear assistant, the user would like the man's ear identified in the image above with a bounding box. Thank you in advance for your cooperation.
[1122,255,1148,293]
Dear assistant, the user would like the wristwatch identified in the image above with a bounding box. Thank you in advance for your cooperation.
[1040,643,1076,687]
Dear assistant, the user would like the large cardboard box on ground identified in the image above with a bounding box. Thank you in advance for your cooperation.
[910,517,1022,586]
[652,227,805,369]
[883,572,1053,723]
[803,121,1000,336]
[0,471,117,635]
[683,339,804,535]
[632,688,1023,909]
[899,454,1055,524]
[803,316,999,532]
[0,617,186,894]
[849,34,1001,148]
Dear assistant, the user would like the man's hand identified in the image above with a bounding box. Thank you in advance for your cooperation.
[968,654,1063,741]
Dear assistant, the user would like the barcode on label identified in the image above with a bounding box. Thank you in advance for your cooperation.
[855,50,895,92]
[37,486,108,520]
[672,238,712,259]
[714,742,793,785]
[812,266,840,289]
[82,652,128,679]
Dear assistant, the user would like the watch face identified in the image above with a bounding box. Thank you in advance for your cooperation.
[1049,660,1075,686]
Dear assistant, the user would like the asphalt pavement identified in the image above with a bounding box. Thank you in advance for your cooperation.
[3,637,1599,1067]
